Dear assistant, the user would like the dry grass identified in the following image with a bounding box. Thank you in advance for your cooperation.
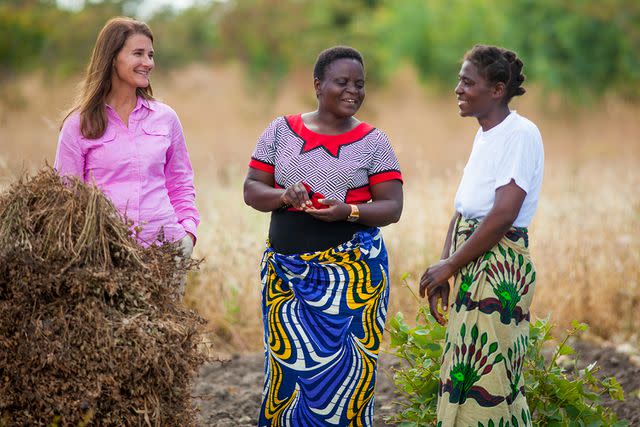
[1,64,638,354]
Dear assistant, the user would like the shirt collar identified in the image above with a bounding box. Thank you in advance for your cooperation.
[138,96,155,112]
[105,96,155,114]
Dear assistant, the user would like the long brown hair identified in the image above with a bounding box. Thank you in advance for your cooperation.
[62,17,154,139]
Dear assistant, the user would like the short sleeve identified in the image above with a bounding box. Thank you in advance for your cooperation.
[249,117,281,174]
[493,129,541,194]
[367,131,403,186]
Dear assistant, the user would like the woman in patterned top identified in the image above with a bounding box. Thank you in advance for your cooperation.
[420,45,544,426]
[244,46,403,426]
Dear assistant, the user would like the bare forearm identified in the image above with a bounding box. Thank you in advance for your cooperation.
[356,199,403,227]
[447,210,514,272]
[243,179,284,212]
[440,212,460,259]
[420,182,526,304]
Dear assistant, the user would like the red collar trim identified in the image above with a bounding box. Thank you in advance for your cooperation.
[285,114,375,158]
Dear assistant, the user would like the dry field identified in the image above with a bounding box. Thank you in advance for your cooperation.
[1,64,638,355]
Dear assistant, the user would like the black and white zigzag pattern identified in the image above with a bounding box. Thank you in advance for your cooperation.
[252,117,401,201]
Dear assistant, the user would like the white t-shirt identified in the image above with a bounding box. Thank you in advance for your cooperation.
[454,111,544,227]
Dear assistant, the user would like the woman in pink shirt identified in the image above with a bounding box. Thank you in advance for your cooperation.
[54,17,199,261]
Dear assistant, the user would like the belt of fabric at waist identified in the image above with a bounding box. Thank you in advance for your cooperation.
[453,216,530,253]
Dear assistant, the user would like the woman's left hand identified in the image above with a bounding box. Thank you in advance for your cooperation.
[186,232,196,246]
[419,259,456,297]
[305,198,351,222]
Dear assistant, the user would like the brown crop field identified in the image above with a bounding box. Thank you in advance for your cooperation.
[1,63,638,356]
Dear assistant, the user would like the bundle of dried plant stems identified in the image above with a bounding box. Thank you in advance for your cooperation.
[0,168,207,426]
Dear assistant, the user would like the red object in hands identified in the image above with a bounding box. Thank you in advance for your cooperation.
[274,182,328,210]
[302,182,328,209]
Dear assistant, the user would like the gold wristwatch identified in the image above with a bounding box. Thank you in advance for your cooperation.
[347,204,360,222]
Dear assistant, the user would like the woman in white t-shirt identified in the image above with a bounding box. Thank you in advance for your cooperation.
[419,45,544,426]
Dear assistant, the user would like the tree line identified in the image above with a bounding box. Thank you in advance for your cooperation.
[2,0,638,101]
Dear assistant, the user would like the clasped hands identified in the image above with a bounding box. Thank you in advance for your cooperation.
[419,259,456,326]
[281,181,351,222]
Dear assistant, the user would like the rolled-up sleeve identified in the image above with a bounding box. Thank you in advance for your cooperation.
[54,115,84,178]
[165,114,200,241]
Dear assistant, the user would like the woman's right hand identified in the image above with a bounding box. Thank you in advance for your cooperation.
[281,182,313,210]
[423,280,450,326]
[420,211,458,326]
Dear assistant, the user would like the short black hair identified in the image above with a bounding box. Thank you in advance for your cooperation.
[464,45,526,103]
[313,46,364,81]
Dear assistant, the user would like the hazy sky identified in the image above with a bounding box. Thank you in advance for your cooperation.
[56,0,211,18]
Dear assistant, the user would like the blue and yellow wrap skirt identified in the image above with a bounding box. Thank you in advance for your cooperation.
[258,228,389,427]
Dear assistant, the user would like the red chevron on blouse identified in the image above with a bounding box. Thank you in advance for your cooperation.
[286,114,375,158]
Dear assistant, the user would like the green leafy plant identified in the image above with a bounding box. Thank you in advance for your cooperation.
[525,318,626,426]
[387,307,446,426]
[386,279,628,426]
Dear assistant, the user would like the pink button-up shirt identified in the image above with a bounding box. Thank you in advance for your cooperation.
[54,97,199,245]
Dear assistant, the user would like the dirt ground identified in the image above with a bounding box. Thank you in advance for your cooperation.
[193,341,640,426]
[572,341,640,425]
[193,352,401,427]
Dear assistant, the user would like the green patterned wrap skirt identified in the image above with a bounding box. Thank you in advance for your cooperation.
[437,217,536,427]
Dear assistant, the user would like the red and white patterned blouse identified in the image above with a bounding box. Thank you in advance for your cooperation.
[249,114,402,207]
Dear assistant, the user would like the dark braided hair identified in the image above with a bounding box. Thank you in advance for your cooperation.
[313,46,364,81]
[464,45,526,103]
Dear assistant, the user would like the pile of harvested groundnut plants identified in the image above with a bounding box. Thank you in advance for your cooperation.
[0,168,207,426]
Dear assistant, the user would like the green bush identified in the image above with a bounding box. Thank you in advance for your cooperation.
[503,0,640,101]
[387,283,628,426]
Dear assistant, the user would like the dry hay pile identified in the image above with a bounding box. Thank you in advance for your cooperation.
[0,168,207,426]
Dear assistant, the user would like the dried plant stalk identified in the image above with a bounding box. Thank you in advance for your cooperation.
[0,168,207,426]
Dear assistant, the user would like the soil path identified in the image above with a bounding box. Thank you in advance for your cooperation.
[193,342,640,426]
[572,342,640,425]
[193,353,400,427]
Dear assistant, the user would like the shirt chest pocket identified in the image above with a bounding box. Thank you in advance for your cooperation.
[83,128,124,171]
[140,124,171,167]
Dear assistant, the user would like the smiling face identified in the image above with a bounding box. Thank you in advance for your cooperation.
[315,58,365,118]
[112,33,154,91]
[455,60,503,119]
